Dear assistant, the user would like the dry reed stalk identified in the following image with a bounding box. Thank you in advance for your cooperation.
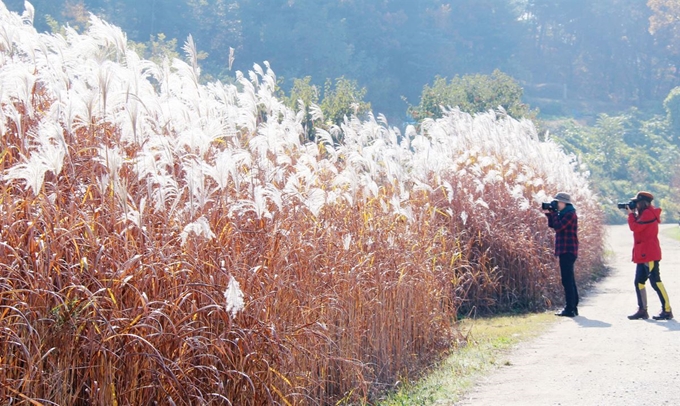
[0,3,605,404]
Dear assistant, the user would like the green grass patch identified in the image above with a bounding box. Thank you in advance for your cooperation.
[662,225,680,242]
[375,313,555,405]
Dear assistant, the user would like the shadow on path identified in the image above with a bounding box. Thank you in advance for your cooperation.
[644,319,680,332]
[574,316,612,328]
[460,225,680,405]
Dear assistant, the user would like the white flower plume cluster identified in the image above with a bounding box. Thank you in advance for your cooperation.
[0,2,596,242]
[224,276,245,318]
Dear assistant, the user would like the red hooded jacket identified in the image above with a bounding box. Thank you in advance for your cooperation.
[628,206,662,264]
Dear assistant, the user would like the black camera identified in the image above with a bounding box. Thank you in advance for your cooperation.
[542,201,558,212]
[618,201,636,210]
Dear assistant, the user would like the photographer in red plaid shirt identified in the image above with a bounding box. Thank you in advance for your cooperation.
[543,192,579,318]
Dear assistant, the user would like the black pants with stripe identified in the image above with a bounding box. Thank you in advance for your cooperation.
[559,253,579,311]
[635,261,671,312]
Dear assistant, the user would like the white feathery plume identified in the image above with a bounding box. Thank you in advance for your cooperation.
[309,103,324,122]
[180,216,215,246]
[441,181,454,203]
[120,196,146,230]
[183,158,213,214]
[229,185,276,219]
[0,19,16,54]
[228,47,235,71]
[182,34,201,84]
[203,149,237,191]
[0,1,597,241]
[304,188,326,217]
[3,66,36,116]
[151,174,181,213]
[21,1,34,26]
[342,234,352,251]
[4,154,48,195]
[96,146,124,182]
[224,276,245,318]
[3,120,67,194]
[35,122,67,176]
[87,13,127,61]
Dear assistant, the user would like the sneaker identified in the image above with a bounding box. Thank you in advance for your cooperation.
[627,308,649,320]
[653,310,674,320]
[555,309,576,317]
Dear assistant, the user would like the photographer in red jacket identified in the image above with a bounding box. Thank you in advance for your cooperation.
[543,192,579,318]
[626,192,673,320]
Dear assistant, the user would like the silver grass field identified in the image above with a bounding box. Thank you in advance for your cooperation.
[0,2,605,405]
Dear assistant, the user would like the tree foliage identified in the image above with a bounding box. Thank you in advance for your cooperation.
[649,0,680,56]
[664,86,680,139]
[550,109,680,223]
[5,0,679,119]
[283,76,370,141]
[409,70,536,120]
[320,77,371,127]
[127,33,181,64]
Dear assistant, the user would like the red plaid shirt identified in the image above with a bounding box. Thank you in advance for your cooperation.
[546,210,578,256]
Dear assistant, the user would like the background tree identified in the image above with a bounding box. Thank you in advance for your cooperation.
[320,77,371,127]
[649,0,680,55]
[648,0,680,97]
[6,0,679,120]
[409,70,536,120]
[519,0,663,105]
[283,76,370,142]
[665,87,680,142]
[282,76,320,142]
[549,108,679,222]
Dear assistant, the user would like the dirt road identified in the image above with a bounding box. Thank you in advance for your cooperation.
[459,224,680,406]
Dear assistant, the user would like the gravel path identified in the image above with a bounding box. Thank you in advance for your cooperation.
[459,224,680,406]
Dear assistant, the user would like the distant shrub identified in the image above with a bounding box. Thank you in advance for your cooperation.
[549,111,680,224]
[410,69,537,121]
[283,76,371,142]
[664,86,680,140]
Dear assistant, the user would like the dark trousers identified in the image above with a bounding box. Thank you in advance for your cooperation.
[635,261,672,312]
[559,253,579,311]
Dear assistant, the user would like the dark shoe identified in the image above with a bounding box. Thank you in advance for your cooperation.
[574,308,579,316]
[628,308,649,320]
[555,309,576,317]
[653,310,674,320]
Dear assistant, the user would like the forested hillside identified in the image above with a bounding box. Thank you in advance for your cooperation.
[4,0,680,120]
